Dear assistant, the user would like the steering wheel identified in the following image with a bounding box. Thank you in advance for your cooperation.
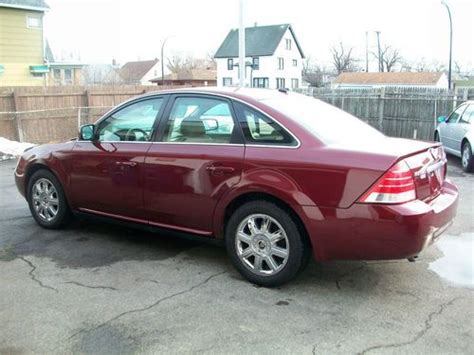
[124,128,149,141]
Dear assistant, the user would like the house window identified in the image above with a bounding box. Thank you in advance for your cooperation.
[31,73,44,78]
[252,77,269,88]
[227,59,234,70]
[291,78,299,89]
[278,58,284,70]
[285,39,292,50]
[64,69,73,83]
[26,16,42,29]
[252,57,259,70]
[293,59,298,67]
[276,78,285,89]
[222,77,233,87]
[53,69,61,80]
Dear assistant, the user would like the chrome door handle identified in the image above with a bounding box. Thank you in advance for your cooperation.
[116,161,138,167]
[206,165,235,174]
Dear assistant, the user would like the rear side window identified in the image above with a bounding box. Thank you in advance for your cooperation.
[163,97,237,144]
[234,102,296,146]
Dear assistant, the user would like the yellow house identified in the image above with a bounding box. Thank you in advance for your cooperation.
[0,0,49,86]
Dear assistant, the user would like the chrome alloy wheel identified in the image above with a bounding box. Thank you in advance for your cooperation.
[235,214,290,276]
[462,145,470,168]
[32,178,59,222]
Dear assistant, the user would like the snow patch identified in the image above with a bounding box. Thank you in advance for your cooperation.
[0,137,35,160]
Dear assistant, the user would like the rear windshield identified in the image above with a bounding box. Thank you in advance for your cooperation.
[262,92,384,144]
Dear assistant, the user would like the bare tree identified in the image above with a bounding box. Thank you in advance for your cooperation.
[382,47,402,72]
[330,42,359,74]
[167,54,215,73]
[371,45,402,72]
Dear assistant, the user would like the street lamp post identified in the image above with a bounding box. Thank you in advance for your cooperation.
[441,0,453,90]
[161,36,173,86]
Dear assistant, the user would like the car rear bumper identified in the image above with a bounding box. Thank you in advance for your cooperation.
[300,180,458,261]
[14,168,26,198]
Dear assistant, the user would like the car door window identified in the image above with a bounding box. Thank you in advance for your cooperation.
[446,105,467,124]
[235,102,295,146]
[96,98,163,142]
[459,105,473,124]
[163,97,236,144]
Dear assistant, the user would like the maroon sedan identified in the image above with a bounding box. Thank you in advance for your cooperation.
[15,88,458,286]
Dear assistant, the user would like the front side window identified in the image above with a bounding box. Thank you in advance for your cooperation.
[293,59,298,67]
[235,102,295,146]
[285,39,292,50]
[164,97,236,144]
[447,105,467,123]
[97,98,163,142]
[227,58,234,70]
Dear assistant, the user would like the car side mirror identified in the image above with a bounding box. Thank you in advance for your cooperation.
[437,116,447,123]
[79,124,95,140]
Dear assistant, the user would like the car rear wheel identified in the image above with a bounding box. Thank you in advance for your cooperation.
[225,201,309,287]
[27,170,71,229]
[461,142,474,172]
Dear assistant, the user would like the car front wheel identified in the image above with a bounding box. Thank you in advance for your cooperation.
[27,170,71,229]
[461,142,474,172]
[225,201,309,287]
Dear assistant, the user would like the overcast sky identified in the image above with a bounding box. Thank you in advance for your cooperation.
[44,0,473,70]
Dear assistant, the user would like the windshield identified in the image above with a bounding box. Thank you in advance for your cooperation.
[262,92,384,145]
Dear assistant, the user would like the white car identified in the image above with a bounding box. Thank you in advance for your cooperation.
[435,101,474,172]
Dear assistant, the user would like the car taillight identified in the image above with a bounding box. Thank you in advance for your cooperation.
[358,160,416,204]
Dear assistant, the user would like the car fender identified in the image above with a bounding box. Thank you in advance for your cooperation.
[21,141,75,201]
[212,168,318,239]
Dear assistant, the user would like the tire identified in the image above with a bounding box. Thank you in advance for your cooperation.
[27,169,71,229]
[461,141,474,172]
[225,200,309,287]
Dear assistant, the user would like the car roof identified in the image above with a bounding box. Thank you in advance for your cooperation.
[133,87,289,104]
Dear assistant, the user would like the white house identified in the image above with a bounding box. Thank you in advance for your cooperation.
[332,72,449,89]
[214,24,305,89]
[119,59,164,85]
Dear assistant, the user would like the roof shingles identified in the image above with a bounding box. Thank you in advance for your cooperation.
[119,59,159,82]
[214,23,304,58]
[0,0,49,10]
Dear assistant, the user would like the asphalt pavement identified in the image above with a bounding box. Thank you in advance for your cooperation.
[0,156,472,354]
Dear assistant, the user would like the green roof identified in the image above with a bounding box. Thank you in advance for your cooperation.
[0,0,49,11]
[214,24,304,58]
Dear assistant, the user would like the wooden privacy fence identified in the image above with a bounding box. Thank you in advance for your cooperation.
[297,86,474,141]
[0,85,170,143]
[1,85,473,144]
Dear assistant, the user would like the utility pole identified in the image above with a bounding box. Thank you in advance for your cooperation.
[441,0,453,90]
[238,0,245,87]
[365,31,369,72]
[161,36,173,86]
[375,31,382,72]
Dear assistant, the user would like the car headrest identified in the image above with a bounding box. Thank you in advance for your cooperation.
[180,119,206,137]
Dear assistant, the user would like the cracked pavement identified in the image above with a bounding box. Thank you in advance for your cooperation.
[0,157,473,354]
